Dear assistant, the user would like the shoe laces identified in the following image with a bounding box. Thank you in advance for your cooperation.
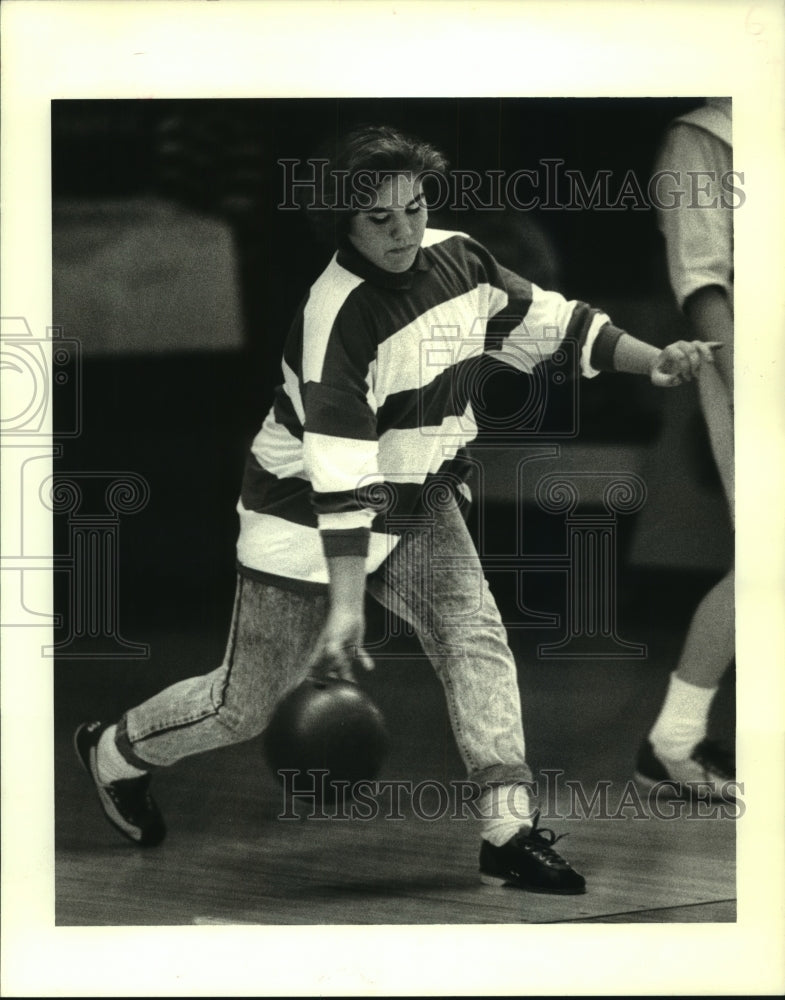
[513,810,570,866]
[107,774,154,810]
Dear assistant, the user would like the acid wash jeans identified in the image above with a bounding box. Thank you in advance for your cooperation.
[116,498,532,792]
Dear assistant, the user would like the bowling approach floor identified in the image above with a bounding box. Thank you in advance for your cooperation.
[55,570,737,927]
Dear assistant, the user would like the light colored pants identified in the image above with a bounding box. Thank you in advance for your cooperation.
[117,500,531,791]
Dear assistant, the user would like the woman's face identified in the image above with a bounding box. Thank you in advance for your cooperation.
[347,173,428,273]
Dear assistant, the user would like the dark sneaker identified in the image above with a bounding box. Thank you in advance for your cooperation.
[634,737,737,801]
[74,721,166,846]
[479,811,586,895]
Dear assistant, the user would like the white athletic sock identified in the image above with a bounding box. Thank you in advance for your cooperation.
[479,783,533,847]
[96,724,147,783]
[649,672,717,761]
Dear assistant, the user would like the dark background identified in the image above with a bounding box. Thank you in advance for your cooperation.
[52,96,706,346]
[50,97,731,714]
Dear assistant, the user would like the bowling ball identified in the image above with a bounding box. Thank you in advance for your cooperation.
[263,677,389,802]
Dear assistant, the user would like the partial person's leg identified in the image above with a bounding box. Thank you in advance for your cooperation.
[697,361,734,524]
[637,353,735,797]
[654,567,735,752]
[636,565,735,799]
[671,566,735,693]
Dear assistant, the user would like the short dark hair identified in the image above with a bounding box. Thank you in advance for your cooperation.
[302,124,449,244]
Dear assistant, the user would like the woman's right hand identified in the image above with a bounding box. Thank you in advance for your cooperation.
[306,605,374,682]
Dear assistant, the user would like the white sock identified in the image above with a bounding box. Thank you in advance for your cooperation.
[479,783,533,847]
[96,724,148,783]
[649,673,717,761]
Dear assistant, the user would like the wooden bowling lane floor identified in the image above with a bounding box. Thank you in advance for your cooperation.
[56,740,736,926]
[57,799,735,926]
[55,619,737,926]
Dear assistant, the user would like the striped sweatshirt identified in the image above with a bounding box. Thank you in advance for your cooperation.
[236,228,624,588]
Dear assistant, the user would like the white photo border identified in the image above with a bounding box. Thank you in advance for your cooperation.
[2,0,784,996]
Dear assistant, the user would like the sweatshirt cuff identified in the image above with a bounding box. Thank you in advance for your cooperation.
[320,527,371,559]
[590,322,626,372]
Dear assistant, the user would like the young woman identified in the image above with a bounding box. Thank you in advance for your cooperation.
[76,124,719,896]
